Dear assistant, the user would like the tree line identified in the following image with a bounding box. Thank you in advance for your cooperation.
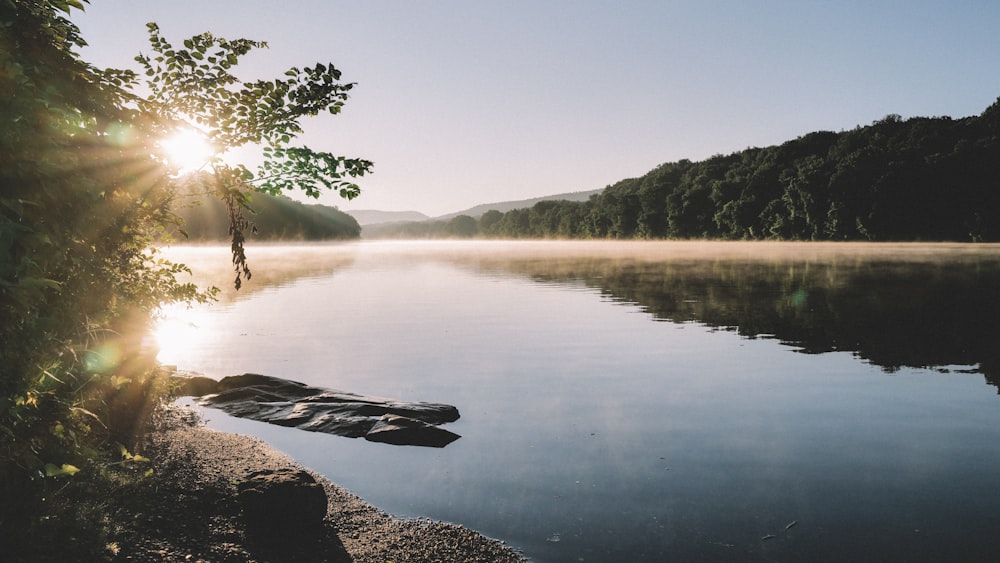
[368,103,1000,241]
[174,175,360,241]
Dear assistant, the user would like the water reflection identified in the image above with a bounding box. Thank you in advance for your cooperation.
[160,241,1000,388]
[157,242,358,302]
[153,243,358,363]
[155,240,1000,562]
[454,244,1000,387]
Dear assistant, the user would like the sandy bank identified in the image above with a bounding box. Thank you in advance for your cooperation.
[111,404,526,562]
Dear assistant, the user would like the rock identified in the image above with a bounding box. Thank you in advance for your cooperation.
[365,414,462,448]
[237,468,328,538]
[217,373,317,399]
[169,374,219,397]
[184,373,462,447]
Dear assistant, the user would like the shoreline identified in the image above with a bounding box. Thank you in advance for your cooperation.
[114,403,526,562]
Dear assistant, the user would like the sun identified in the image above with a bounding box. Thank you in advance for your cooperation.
[160,128,215,174]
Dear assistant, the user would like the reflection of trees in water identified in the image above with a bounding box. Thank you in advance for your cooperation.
[162,242,1000,390]
[465,253,1000,389]
[159,244,357,303]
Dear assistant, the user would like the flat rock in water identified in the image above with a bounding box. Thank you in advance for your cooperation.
[366,414,462,448]
[176,372,462,447]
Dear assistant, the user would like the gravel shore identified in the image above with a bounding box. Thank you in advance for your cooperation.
[109,404,526,562]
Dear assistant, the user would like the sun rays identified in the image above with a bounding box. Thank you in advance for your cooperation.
[159,127,215,175]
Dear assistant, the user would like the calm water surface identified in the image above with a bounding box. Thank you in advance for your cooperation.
[158,241,1000,562]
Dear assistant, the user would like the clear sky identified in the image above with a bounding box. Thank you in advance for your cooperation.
[74,1,1000,217]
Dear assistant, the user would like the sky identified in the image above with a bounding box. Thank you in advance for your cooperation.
[74,1,1000,217]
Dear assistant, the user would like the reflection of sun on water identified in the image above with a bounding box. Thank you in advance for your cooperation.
[153,302,211,365]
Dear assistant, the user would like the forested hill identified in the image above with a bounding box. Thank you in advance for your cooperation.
[370,98,1000,241]
[172,186,360,241]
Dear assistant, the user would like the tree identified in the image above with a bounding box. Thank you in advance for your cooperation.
[479,209,504,236]
[132,22,372,288]
[447,214,478,237]
[0,1,371,544]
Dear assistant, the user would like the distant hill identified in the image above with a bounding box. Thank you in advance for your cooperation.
[348,189,604,228]
[347,209,430,226]
[434,188,605,220]
[359,188,607,237]
[363,97,1000,241]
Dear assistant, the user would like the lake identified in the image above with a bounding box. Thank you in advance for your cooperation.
[156,240,1000,562]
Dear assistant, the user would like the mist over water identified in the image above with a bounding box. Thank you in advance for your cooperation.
[159,241,1000,562]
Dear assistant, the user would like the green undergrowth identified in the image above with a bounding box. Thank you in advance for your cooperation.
[0,371,174,561]
[1,450,155,560]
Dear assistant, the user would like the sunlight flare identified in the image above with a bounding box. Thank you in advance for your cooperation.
[153,302,212,364]
[159,128,215,175]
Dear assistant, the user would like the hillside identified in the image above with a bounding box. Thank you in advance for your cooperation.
[434,188,605,221]
[172,181,360,241]
[359,188,606,238]
[349,188,604,229]
[366,98,1000,241]
[347,209,430,226]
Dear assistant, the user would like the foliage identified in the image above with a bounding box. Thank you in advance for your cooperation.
[1,0,370,551]
[363,214,480,239]
[174,180,362,241]
[131,21,372,287]
[2,0,195,483]
[368,102,1000,241]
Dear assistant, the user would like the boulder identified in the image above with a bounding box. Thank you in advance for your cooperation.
[237,468,328,538]
[169,374,219,397]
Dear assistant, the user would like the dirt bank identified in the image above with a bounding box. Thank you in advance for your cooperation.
[107,404,526,562]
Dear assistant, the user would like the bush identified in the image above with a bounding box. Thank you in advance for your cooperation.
[0,0,370,545]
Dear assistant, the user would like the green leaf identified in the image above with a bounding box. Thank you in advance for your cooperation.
[18,277,62,291]
[71,407,107,429]
[44,463,80,478]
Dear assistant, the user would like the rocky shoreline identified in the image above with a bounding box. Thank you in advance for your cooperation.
[110,403,526,562]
